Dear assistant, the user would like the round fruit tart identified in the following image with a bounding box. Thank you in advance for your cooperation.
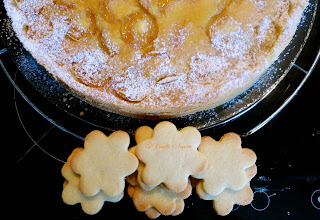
[4,0,309,118]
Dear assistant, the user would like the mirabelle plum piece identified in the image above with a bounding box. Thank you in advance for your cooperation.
[120,12,158,49]
[71,63,108,87]
[67,8,97,41]
[100,0,117,23]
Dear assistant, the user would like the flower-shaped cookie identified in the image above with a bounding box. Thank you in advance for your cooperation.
[135,121,208,193]
[196,164,257,200]
[196,164,256,216]
[62,180,123,215]
[196,133,257,196]
[127,125,189,218]
[61,148,123,215]
[198,182,254,216]
[71,130,139,197]
[128,183,192,217]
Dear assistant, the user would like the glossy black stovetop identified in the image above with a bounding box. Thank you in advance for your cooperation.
[2,1,320,219]
[5,57,320,220]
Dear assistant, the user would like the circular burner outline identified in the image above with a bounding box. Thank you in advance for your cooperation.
[311,189,320,210]
[251,191,271,211]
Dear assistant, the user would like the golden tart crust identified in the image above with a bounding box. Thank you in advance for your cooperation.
[4,0,308,118]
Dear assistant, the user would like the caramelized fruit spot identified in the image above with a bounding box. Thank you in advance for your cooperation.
[157,0,172,13]
[100,0,117,23]
[70,63,107,87]
[67,8,97,40]
[99,30,120,56]
[120,12,158,49]
[53,0,76,7]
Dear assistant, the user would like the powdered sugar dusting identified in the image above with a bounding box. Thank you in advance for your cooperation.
[3,0,309,117]
[250,0,266,11]
[209,17,254,58]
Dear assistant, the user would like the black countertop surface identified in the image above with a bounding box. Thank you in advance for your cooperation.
[2,1,320,219]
